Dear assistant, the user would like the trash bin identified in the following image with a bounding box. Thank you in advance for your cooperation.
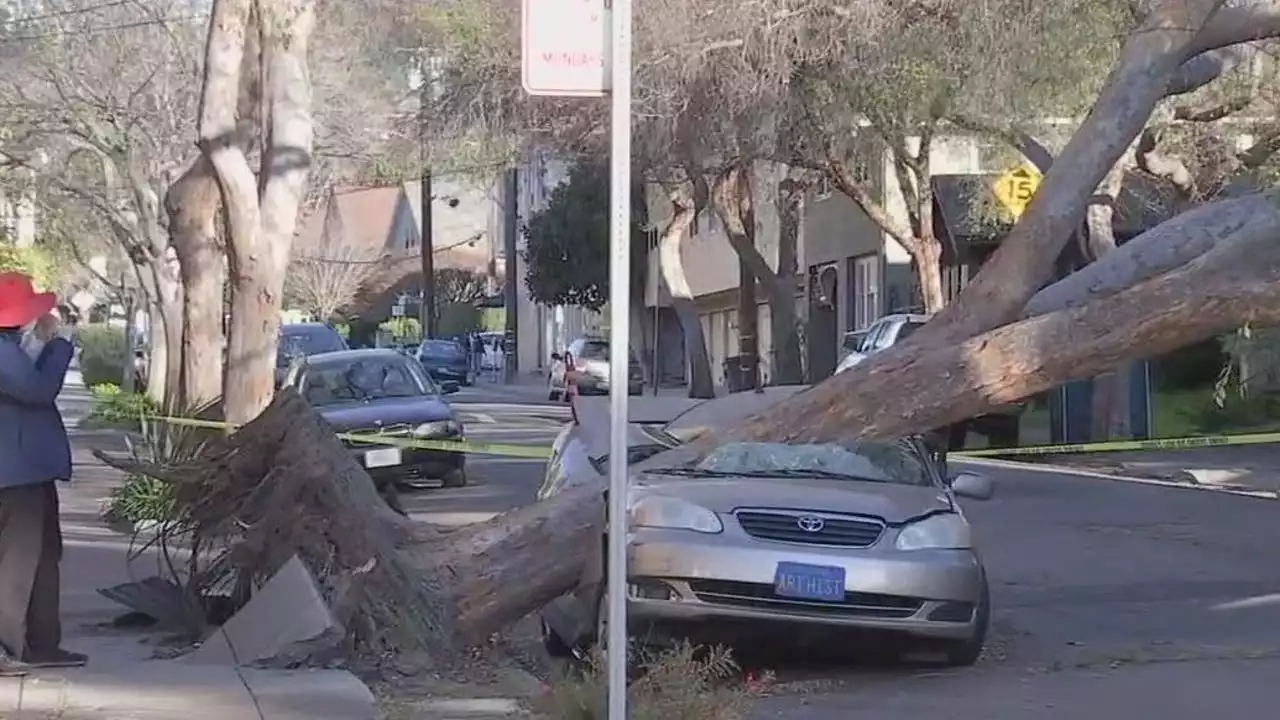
[723,354,760,393]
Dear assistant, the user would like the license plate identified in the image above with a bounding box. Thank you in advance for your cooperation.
[774,562,846,602]
[364,447,402,468]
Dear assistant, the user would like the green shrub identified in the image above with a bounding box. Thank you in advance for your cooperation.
[103,473,175,527]
[84,383,157,431]
[76,324,130,388]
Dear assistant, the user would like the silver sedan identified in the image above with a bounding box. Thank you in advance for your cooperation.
[540,390,995,667]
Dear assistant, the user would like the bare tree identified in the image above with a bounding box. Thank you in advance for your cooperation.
[0,0,208,407]
[285,242,387,321]
[198,0,316,425]
[434,267,486,305]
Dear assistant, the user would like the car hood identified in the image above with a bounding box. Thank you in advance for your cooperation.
[315,396,455,432]
[634,473,951,524]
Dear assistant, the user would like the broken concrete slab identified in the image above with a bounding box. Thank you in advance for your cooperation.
[412,697,527,717]
[188,555,335,666]
[240,667,378,720]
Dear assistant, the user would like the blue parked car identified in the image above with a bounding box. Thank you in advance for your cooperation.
[415,339,473,386]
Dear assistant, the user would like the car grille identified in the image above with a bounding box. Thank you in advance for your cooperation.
[735,510,884,547]
[687,579,921,619]
[341,424,413,448]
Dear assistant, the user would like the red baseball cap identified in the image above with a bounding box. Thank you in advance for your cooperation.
[0,272,55,329]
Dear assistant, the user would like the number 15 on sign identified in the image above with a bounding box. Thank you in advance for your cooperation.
[993,167,1041,218]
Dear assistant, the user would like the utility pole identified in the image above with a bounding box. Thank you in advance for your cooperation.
[503,167,519,383]
[418,75,436,339]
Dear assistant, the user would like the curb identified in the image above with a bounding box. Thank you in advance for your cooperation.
[956,456,1280,500]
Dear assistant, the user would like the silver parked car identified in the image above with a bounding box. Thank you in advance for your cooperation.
[540,388,995,666]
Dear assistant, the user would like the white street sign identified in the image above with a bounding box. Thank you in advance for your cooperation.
[522,0,610,96]
[392,305,405,318]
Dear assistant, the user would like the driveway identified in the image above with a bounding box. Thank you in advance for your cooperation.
[751,458,1280,718]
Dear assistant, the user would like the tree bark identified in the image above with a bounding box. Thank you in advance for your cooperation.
[1083,161,1131,440]
[658,183,715,399]
[772,172,804,384]
[199,0,315,425]
[715,191,1280,447]
[167,157,226,408]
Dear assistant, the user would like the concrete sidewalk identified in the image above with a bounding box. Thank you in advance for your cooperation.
[8,380,380,720]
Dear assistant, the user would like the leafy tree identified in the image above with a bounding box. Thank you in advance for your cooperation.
[0,244,55,291]
[521,163,647,312]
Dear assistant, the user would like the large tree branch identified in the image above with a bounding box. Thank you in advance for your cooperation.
[718,196,1280,446]
[1023,188,1280,318]
[922,0,1226,343]
[946,116,1054,174]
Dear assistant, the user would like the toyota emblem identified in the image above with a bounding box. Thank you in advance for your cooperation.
[796,515,825,533]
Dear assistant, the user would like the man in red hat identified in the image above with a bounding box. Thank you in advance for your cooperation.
[0,271,86,675]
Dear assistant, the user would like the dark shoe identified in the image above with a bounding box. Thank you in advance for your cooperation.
[0,650,29,677]
[25,649,87,669]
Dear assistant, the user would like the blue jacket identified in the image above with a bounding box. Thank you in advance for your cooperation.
[0,331,73,488]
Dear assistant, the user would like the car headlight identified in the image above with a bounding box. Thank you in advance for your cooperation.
[895,513,972,551]
[412,419,463,437]
[627,493,722,534]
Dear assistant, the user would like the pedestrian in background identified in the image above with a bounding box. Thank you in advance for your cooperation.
[470,332,484,376]
[0,272,86,675]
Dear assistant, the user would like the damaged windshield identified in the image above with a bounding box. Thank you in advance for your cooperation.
[693,440,931,486]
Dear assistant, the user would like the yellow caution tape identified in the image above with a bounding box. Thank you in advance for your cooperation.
[957,431,1280,457]
[130,414,555,460]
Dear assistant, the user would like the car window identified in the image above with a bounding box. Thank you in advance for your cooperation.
[696,440,932,486]
[857,322,885,353]
[872,321,900,350]
[419,340,463,357]
[577,340,610,361]
[278,327,346,366]
[301,357,431,406]
[898,320,926,341]
[841,331,865,354]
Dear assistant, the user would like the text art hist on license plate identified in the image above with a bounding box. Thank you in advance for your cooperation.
[774,562,846,602]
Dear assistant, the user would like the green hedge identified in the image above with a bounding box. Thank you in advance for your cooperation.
[83,383,157,431]
[76,324,129,388]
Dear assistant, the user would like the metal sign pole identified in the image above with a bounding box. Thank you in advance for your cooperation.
[605,0,633,713]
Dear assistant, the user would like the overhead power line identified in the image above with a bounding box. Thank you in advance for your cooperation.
[0,13,207,44]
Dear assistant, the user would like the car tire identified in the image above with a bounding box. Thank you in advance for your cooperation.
[941,577,990,667]
[442,468,468,488]
[541,618,572,658]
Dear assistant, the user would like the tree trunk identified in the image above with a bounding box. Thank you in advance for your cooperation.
[738,260,758,389]
[715,198,1280,447]
[912,240,946,314]
[167,157,226,409]
[1083,162,1131,440]
[772,174,804,384]
[658,184,714,399]
[105,389,604,663]
[199,0,315,425]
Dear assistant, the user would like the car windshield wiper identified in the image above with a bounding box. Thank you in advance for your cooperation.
[761,468,890,482]
[644,467,744,478]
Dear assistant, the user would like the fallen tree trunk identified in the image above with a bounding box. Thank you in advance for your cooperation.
[107,389,602,666]
[709,196,1280,446]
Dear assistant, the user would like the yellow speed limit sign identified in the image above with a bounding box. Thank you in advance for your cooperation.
[992,166,1041,218]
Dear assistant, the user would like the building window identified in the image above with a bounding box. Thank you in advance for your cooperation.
[849,254,880,330]
[815,175,832,200]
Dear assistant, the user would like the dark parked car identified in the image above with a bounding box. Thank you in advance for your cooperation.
[416,339,473,386]
[282,349,468,495]
[275,323,348,387]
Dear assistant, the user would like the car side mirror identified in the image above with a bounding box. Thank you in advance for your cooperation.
[949,471,994,501]
[439,380,460,394]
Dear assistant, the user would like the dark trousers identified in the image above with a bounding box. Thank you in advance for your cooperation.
[0,482,62,660]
